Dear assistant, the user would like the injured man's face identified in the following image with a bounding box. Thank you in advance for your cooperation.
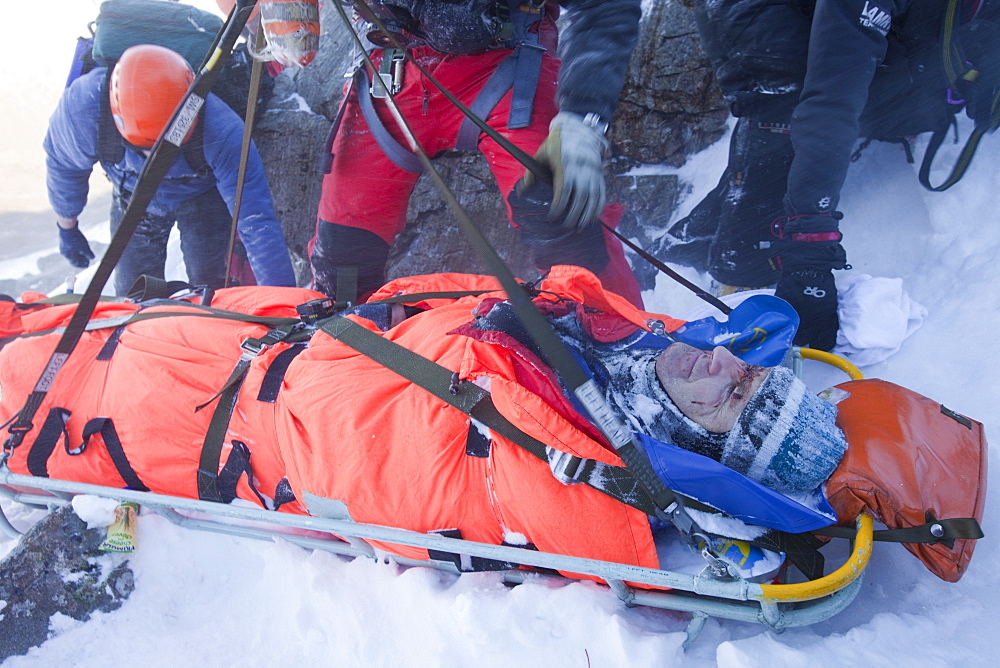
[655,343,768,433]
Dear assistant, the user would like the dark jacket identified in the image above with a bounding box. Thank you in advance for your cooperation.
[695,0,951,215]
[43,67,296,287]
[555,0,643,124]
[363,0,642,125]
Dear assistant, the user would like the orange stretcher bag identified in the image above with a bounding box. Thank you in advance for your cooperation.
[826,379,988,582]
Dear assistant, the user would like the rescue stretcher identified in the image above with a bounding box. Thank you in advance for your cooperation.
[0,346,874,645]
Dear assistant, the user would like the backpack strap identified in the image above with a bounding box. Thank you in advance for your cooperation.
[918,119,989,190]
[922,0,1000,190]
[97,67,125,165]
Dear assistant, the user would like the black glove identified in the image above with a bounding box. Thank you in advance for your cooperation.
[507,179,611,274]
[770,212,847,350]
[508,179,569,242]
[775,267,839,351]
[58,224,95,269]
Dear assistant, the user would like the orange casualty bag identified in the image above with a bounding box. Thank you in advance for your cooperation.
[825,379,988,582]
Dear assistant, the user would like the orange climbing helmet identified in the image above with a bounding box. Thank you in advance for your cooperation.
[109,44,195,148]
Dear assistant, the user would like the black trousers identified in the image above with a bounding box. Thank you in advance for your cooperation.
[109,188,231,296]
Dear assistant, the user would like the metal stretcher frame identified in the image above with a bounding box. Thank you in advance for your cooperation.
[0,464,872,644]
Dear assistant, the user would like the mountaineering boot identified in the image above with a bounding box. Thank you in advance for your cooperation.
[696,534,784,583]
[701,96,799,289]
[309,221,391,303]
[650,177,725,273]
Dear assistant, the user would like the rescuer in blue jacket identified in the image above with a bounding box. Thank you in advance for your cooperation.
[44,44,296,295]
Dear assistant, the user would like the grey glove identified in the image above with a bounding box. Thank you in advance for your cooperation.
[521,111,610,232]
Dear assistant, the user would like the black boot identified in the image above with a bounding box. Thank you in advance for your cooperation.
[705,98,797,288]
[651,176,727,272]
[310,222,391,303]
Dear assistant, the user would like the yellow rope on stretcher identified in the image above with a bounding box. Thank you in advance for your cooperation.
[753,513,873,603]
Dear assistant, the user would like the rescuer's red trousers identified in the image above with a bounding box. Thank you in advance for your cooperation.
[310,43,643,307]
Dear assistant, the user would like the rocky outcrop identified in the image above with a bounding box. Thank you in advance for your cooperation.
[0,506,134,660]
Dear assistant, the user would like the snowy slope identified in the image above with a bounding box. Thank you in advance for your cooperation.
[2,121,997,668]
[1,1,998,665]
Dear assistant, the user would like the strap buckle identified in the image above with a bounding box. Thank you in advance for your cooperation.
[372,48,405,98]
[546,446,585,486]
[296,297,338,324]
[240,337,268,357]
[3,424,33,454]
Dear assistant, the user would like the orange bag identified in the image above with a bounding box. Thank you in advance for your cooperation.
[826,379,988,582]
[259,0,320,67]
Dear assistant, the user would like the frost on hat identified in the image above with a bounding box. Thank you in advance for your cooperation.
[563,327,847,496]
[719,366,847,495]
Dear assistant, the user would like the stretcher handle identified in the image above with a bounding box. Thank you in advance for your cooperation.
[756,513,873,603]
[795,347,864,380]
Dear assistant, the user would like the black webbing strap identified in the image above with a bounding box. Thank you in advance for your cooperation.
[752,529,827,581]
[427,528,519,572]
[95,325,127,361]
[2,0,258,458]
[216,438,267,506]
[814,517,984,547]
[82,417,149,492]
[197,323,306,502]
[21,410,148,494]
[256,344,306,403]
[25,407,72,478]
[317,314,663,516]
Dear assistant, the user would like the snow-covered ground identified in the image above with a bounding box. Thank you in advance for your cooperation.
[1,1,998,665]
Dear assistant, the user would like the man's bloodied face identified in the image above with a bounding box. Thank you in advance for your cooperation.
[655,343,768,433]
